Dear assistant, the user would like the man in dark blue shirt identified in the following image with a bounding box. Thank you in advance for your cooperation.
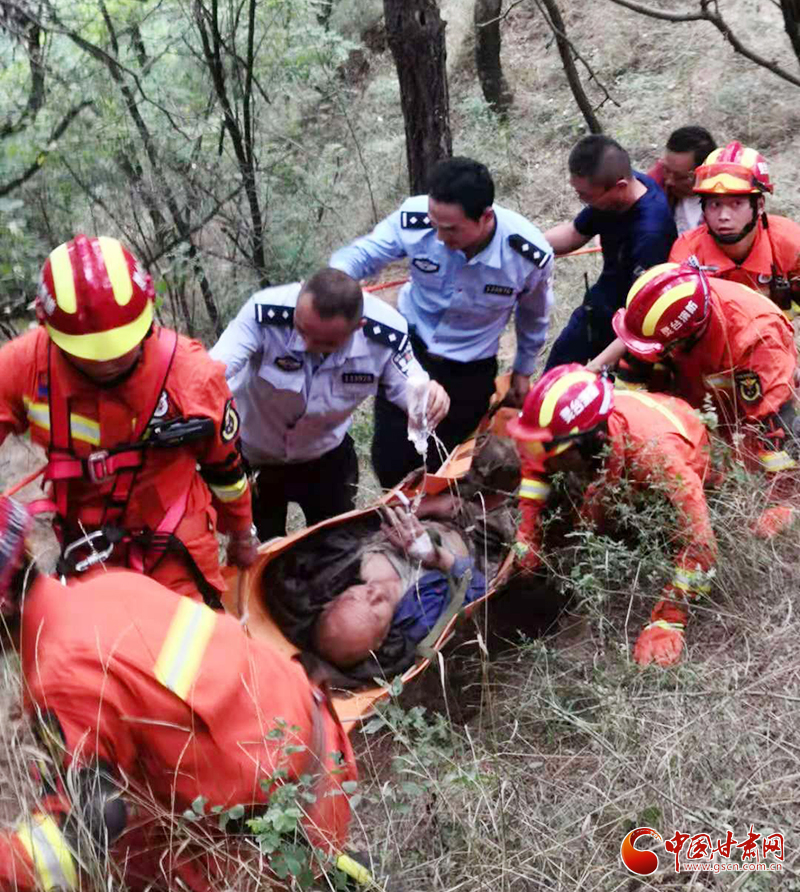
[544,135,677,369]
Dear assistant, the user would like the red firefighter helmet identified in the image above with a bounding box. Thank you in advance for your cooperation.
[37,235,155,361]
[612,259,711,359]
[507,364,615,453]
[0,497,31,616]
[693,141,773,195]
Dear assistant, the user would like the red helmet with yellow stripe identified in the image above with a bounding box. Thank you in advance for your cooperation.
[507,364,615,454]
[37,235,154,361]
[693,141,773,195]
[612,259,711,359]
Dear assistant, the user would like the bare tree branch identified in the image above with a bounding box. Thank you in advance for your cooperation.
[606,0,800,87]
[0,101,94,196]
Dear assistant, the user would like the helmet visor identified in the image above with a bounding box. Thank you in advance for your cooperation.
[612,308,664,360]
[694,162,764,194]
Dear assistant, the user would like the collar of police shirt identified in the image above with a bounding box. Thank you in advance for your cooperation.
[284,323,377,370]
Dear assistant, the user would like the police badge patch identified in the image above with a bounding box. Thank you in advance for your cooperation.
[412,257,440,274]
[735,370,763,403]
[221,398,240,442]
[275,355,303,372]
[153,390,169,418]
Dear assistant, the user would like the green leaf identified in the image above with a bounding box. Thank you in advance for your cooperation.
[341,780,358,794]
[191,795,206,815]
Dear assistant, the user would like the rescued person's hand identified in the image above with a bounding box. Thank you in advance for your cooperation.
[426,381,450,427]
[381,506,454,571]
[226,526,259,568]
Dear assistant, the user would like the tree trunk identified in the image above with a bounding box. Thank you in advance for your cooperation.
[474,0,513,118]
[383,0,452,193]
[781,0,800,66]
[538,0,602,133]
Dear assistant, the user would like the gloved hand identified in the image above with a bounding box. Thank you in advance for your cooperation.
[634,621,685,667]
[634,592,689,668]
[752,504,794,539]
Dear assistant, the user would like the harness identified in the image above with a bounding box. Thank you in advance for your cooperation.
[34,333,223,608]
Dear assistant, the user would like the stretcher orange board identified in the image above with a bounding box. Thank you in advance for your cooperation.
[221,391,519,734]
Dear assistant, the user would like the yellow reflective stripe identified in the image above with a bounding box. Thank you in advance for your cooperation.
[672,567,711,594]
[49,243,77,314]
[641,281,696,336]
[336,853,374,886]
[154,598,217,701]
[615,391,688,438]
[627,262,677,306]
[645,619,685,632]
[519,478,551,501]
[703,373,734,390]
[538,370,597,426]
[23,397,102,446]
[758,450,797,473]
[98,237,133,306]
[15,813,77,890]
[209,475,248,503]
[45,301,152,362]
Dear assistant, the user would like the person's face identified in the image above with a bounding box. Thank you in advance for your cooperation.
[661,149,698,199]
[63,343,144,385]
[428,199,494,253]
[322,582,396,666]
[543,443,592,475]
[703,194,760,241]
[294,291,363,354]
[570,174,628,212]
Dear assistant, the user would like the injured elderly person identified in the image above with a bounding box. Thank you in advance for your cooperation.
[264,435,520,684]
[313,504,487,667]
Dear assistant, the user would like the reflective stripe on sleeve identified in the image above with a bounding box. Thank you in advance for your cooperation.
[671,566,711,595]
[518,478,551,501]
[209,475,248,503]
[758,450,797,473]
[23,397,101,446]
[15,812,77,891]
[153,598,217,701]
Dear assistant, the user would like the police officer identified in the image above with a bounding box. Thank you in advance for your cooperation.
[330,156,554,488]
[210,268,449,540]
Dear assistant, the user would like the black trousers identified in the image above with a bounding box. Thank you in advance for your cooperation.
[371,331,498,489]
[250,435,359,540]
[544,304,616,371]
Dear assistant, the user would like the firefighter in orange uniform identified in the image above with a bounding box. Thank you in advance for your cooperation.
[0,497,357,892]
[0,235,256,604]
[669,141,800,317]
[613,261,798,490]
[507,365,717,668]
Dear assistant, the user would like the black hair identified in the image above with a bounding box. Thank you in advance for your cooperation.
[427,157,494,221]
[666,126,717,167]
[301,269,364,322]
[568,135,632,187]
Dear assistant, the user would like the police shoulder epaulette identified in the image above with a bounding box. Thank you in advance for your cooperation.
[508,234,551,269]
[400,211,433,230]
[255,304,294,325]
[363,317,407,351]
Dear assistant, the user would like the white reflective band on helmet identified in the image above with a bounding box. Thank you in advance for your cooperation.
[15,812,77,891]
[758,450,797,473]
[671,567,711,594]
[518,478,551,501]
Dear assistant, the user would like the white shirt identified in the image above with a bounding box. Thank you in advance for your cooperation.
[674,196,703,235]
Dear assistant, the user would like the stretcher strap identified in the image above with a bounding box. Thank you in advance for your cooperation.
[415,565,471,661]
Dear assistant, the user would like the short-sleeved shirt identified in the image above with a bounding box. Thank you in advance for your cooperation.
[330,199,554,374]
[574,172,677,319]
[210,283,424,465]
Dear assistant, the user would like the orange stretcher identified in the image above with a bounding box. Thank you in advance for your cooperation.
[220,400,520,733]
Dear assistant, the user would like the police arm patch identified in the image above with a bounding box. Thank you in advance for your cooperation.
[221,398,240,442]
[735,370,763,404]
[391,335,414,378]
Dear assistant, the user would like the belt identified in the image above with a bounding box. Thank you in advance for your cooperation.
[409,331,496,373]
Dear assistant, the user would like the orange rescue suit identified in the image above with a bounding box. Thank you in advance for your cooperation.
[517,390,717,594]
[0,326,251,599]
[670,215,800,316]
[0,571,355,892]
